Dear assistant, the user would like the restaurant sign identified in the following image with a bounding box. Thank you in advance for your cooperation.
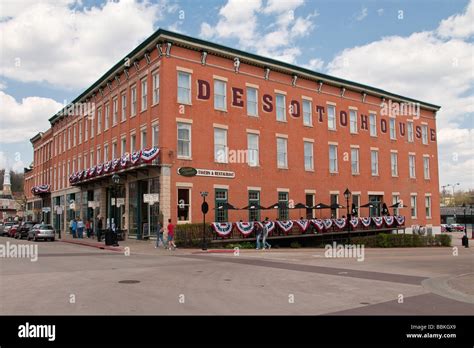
[177,167,235,179]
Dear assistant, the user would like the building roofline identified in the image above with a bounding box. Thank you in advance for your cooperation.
[49,28,441,125]
[30,132,43,144]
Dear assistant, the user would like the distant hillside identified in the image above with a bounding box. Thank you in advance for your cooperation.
[0,170,24,194]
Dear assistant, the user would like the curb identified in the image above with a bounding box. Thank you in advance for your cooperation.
[60,239,123,252]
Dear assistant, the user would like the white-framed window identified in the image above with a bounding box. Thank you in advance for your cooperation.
[113,97,118,125]
[351,148,359,174]
[121,137,126,156]
[177,188,191,222]
[104,103,110,130]
[141,78,147,111]
[78,121,82,144]
[214,128,227,163]
[350,110,358,133]
[411,195,417,218]
[303,99,312,126]
[112,142,117,159]
[391,152,398,176]
[425,196,432,218]
[423,156,430,179]
[304,141,314,171]
[247,133,259,167]
[73,125,76,146]
[89,151,93,168]
[90,117,94,138]
[177,123,191,158]
[276,137,288,168]
[130,134,136,153]
[67,127,71,149]
[104,144,109,162]
[96,148,101,165]
[177,72,191,104]
[407,122,414,142]
[276,94,286,122]
[152,72,160,105]
[131,85,137,116]
[409,154,416,178]
[97,108,102,133]
[246,87,258,116]
[369,113,377,136]
[152,124,159,147]
[327,105,336,130]
[371,150,379,176]
[390,118,396,139]
[141,129,147,149]
[392,195,400,216]
[121,93,127,121]
[214,79,227,111]
[329,144,338,173]
[422,125,428,144]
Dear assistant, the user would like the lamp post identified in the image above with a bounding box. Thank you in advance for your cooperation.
[462,203,467,237]
[200,191,209,250]
[344,188,352,244]
[447,183,460,206]
[111,174,120,246]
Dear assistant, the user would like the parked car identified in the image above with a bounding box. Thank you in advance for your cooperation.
[449,223,465,232]
[27,224,55,241]
[441,224,452,232]
[15,221,37,239]
[8,224,20,238]
[1,222,16,236]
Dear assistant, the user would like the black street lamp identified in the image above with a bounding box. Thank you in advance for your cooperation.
[462,203,467,237]
[344,188,352,244]
[200,191,209,250]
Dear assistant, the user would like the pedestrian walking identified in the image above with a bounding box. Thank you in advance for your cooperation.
[86,219,92,238]
[97,216,103,242]
[71,218,77,238]
[69,219,75,238]
[255,221,262,250]
[167,219,177,250]
[77,218,84,239]
[155,221,165,248]
[262,217,271,250]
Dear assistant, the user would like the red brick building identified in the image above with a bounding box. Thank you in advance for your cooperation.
[24,29,441,237]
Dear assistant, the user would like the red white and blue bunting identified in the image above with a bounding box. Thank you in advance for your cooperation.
[372,216,384,227]
[111,158,120,170]
[311,219,325,232]
[120,153,130,168]
[96,163,104,175]
[104,161,112,173]
[141,147,160,162]
[395,215,405,226]
[131,150,142,164]
[323,219,333,230]
[211,222,233,237]
[235,222,254,236]
[333,218,347,230]
[276,220,294,233]
[360,217,372,227]
[295,219,310,232]
[349,217,359,228]
[264,221,275,233]
[383,216,395,226]
[88,166,96,177]
[31,184,51,195]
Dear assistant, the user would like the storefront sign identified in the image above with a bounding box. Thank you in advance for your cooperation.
[144,193,160,204]
[42,207,51,213]
[88,201,99,208]
[196,169,235,179]
[55,206,63,214]
[177,167,198,177]
[116,198,125,206]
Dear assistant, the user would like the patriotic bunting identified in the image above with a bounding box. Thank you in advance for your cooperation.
[211,222,234,237]
[372,216,384,227]
[323,219,333,230]
[88,166,96,177]
[349,217,359,228]
[276,220,294,233]
[264,221,275,233]
[141,147,160,162]
[111,158,120,170]
[104,161,112,173]
[131,150,142,164]
[333,218,347,230]
[395,215,405,226]
[383,216,395,226]
[311,219,325,232]
[235,222,254,236]
[360,217,372,227]
[294,219,310,232]
[31,184,51,195]
[120,153,130,168]
[96,163,104,175]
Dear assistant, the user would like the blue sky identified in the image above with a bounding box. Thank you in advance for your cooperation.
[0,0,472,190]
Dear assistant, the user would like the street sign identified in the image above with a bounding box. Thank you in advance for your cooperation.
[42,207,51,213]
[116,198,125,207]
[144,193,159,204]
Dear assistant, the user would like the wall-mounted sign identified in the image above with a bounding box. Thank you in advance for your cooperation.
[144,193,160,204]
[116,198,125,207]
[196,169,235,179]
[88,201,100,208]
[177,167,198,177]
[42,207,51,213]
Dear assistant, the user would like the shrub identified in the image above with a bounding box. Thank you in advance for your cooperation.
[290,241,301,248]
[352,233,452,248]
[175,223,211,247]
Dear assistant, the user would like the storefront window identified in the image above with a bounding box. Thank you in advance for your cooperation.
[177,188,190,222]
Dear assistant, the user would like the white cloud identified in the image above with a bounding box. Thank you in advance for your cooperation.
[377,8,384,16]
[326,2,474,189]
[437,0,474,39]
[355,8,368,21]
[0,91,63,144]
[199,0,318,64]
[0,0,168,89]
[0,0,74,19]
[303,58,324,71]
[0,151,25,172]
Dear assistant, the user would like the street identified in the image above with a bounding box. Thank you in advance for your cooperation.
[0,234,473,315]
